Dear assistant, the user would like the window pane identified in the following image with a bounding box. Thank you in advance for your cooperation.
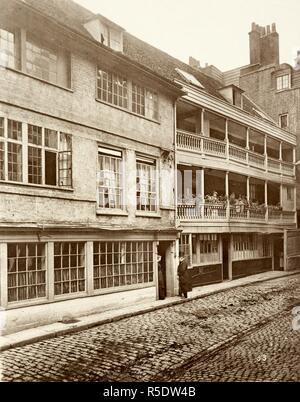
[59,133,72,187]
[28,124,42,146]
[25,37,58,84]
[0,141,4,180]
[136,161,157,212]
[7,243,46,302]
[28,146,42,184]
[97,68,128,109]
[0,28,17,69]
[8,142,22,182]
[97,152,123,209]
[54,242,85,296]
[132,83,145,116]
[93,241,154,290]
[8,119,22,141]
[45,129,58,149]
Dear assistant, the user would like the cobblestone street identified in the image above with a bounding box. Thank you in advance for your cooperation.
[1,274,300,382]
[169,313,300,382]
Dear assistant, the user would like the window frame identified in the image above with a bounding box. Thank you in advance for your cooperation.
[93,241,154,293]
[97,146,125,210]
[96,66,160,122]
[276,74,291,91]
[0,25,71,89]
[0,116,72,189]
[136,156,158,213]
[7,242,47,305]
[279,113,288,129]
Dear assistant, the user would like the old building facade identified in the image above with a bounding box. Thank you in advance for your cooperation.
[0,0,182,334]
[201,23,300,227]
[0,1,297,334]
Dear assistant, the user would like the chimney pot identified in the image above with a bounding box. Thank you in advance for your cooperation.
[272,23,276,33]
[267,25,271,34]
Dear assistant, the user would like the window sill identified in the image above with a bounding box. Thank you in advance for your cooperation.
[6,67,73,93]
[0,180,74,192]
[96,208,129,216]
[135,211,161,218]
[95,98,161,125]
[275,88,292,93]
[160,206,176,211]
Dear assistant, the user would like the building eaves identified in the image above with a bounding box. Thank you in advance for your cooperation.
[15,0,184,96]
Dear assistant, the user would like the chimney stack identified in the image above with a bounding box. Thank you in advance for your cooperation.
[249,22,279,66]
[189,56,201,69]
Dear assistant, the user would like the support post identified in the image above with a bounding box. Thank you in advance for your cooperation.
[86,242,94,296]
[0,243,8,308]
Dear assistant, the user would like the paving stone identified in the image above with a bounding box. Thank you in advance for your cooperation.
[0,275,299,382]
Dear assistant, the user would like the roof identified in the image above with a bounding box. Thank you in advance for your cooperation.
[19,0,225,100]
[123,32,225,100]
[22,0,94,37]
[18,0,281,125]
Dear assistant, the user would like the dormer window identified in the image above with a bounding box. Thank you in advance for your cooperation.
[175,68,204,88]
[276,74,290,91]
[218,85,244,108]
[84,16,124,52]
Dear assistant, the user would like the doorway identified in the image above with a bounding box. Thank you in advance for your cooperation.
[222,236,229,280]
[157,242,169,300]
[274,236,284,271]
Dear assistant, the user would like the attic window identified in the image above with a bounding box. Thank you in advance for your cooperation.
[175,68,204,88]
[84,18,123,52]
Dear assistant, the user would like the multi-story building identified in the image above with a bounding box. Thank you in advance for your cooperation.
[200,23,300,227]
[0,0,297,334]
[0,0,183,334]
[124,27,297,288]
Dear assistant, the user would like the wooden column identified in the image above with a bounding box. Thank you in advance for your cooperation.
[189,234,193,267]
[246,127,250,164]
[47,242,54,301]
[225,119,229,160]
[86,242,94,296]
[228,234,233,280]
[264,135,268,171]
[0,243,8,308]
[226,171,230,219]
[265,181,268,222]
[196,109,202,135]
[201,109,205,135]
[165,241,178,298]
[283,230,288,271]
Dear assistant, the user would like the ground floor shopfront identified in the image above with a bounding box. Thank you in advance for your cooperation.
[179,231,284,287]
[0,228,179,335]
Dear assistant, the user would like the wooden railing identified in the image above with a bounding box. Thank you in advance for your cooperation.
[177,202,296,224]
[176,130,295,177]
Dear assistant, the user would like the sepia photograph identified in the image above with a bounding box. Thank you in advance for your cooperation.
[0,0,299,388]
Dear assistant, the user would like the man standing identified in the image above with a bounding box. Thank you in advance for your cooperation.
[177,254,192,298]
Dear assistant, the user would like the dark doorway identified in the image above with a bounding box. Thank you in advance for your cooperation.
[222,236,229,280]
[274,237,284,271]
[157,242,169,300]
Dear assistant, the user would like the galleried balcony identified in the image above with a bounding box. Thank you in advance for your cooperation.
[176,102,295,177]
[177,167,296,225]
